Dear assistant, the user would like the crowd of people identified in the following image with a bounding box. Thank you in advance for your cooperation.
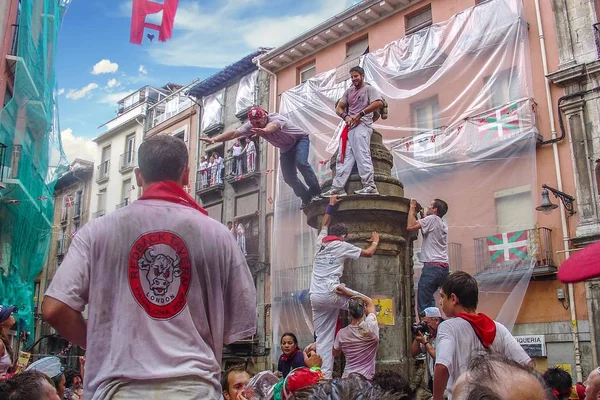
[0,65,599,399]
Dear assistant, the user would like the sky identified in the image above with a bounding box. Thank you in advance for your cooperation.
[56,0,358,163]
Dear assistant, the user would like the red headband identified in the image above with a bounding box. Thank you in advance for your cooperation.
[248,106,267,121]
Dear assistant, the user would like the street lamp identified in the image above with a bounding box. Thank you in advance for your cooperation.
[536,184,576,216]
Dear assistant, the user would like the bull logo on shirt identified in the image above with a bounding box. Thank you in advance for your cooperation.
[128,231,191,320]
[137,248,182,296]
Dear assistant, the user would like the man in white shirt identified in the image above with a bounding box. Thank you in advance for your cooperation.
[433,271,532,400]
[232,141,244,176]
[310,195,379,378]
[42,135,257,400]
[332,287,379,380]
[407,198,450,313]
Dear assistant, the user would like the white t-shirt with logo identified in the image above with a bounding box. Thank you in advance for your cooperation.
[435,318,532,399]
[309,230,362,294]
[419,215,449,263]
[45,199,257,400]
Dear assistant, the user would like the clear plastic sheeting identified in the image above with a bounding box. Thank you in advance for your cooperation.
[236,70,259,115]
[201,89,224,131]
[271,0,541,364]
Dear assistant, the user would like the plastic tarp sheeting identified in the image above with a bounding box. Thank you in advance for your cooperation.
[201,89,224,131]
[236,70,259,115]
[270,0,540,363]
[0,0,69,343]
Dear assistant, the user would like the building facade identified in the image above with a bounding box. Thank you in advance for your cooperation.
[0,0,69,340]
[257,0,591,382]
[187,50,272,370]
[90,85,179,218]
[33,159,93,365]
[546,0,600,372]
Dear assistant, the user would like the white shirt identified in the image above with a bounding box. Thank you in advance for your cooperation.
[200,161,208,170]
[419,215,448,263]
[435,318,531,399]
[232,146,243,157]
[333,313,379,379]
[245,141,256,154]
[309,230,362,294]
[45,199,257,399]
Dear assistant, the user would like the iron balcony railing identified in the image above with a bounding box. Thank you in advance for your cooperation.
[448,242,462,271]
[196,163,224,192]
[96,160,110,183]
[119,152,136,172]
[116,198,129,210]
[92,210,106,219]
[474,227,554,274]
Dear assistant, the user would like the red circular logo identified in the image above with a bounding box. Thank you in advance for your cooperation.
[128,231,191,320]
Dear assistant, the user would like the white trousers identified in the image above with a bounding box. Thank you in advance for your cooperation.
[310,287,364,378]
[332,123,375,190]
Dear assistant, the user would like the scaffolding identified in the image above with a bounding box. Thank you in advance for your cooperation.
[0,0,70,344]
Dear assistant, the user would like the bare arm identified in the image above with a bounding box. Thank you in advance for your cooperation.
[433,364,449,400]
[336,99,353,126]
[321,195,342,232]
[360,231,380,257]
[199,129,242,144]
[407,199,421,232]
[363,99,384,114]
[332,347,342,358]
[410,334,425,358]
[42,297,87,349]
[336,286,375,315]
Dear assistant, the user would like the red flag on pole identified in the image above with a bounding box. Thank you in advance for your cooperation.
[130,0,179,45]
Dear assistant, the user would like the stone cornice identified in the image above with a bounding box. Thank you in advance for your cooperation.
[547,60,600,87]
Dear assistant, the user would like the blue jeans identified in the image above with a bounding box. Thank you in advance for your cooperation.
[417,263,450,313]
[280,136,321,204]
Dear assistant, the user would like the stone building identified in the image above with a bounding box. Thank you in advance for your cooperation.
[33,159,93,365]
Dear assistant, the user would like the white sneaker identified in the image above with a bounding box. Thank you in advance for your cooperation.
[354,187,379,195]
[310,195,322,203]
[320,188,347,197]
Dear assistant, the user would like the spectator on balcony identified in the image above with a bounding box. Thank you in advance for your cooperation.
[407,198,450,313]
[199,156,209,188]
[200,106,321,209]
[227,221,235,237]
[310,195,379,378]
[243,139,256,173]
[433,271,532,400]
[332,287,379,380]
[232,140,244,177]
[212,152,224,185]
[236,220,247,256]
[42,135,256,399]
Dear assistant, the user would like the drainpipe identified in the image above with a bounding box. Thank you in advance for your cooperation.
[534,0,582,382]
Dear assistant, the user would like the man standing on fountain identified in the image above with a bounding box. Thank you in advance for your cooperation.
[309,194,379,378]
[321,66,384,197]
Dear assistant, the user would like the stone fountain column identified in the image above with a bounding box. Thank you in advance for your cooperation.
[304,130,416,376]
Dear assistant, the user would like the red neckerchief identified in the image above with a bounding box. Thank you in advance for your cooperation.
[279,349,300,362]
[322,235,341,243]
[456,312,497,348]
[139,181,208,215]
[339,125,350,163]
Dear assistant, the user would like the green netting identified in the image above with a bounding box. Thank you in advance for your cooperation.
[0,0,70,345]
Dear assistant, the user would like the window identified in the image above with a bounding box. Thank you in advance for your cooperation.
[73,190,83,218]
[299,62,316,84]
[485,69,521,108]
[411,96,439,132]
[98,189,107,212]
[235,192,259,218]
[494,185,534,233]
[121,179,131,205]
[172,128,185,141]
[125,134,135,163]
[335,36,369,84]
[406,5,432,35]
[204,202,223,223]
[100,145,111,178]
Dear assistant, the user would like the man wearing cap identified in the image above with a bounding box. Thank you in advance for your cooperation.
[410,307,443,393]
[321,66,384,197]
[557,240,600,400]
[200,107,322,209]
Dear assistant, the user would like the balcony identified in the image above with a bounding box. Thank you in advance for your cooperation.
[92,210,106,218]
[148,92,194,129]
[96,161,110,183]
[119,152,136,173]
[196,165,225,197]
[116,198,129,210]
[474,227,556,278]
[60,208,68,225]
[224,150,259,187]
[56,240,66,256]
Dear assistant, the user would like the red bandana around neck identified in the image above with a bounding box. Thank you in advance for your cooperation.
[139,181,208,215]
[322,235,342,243]
[456,312,497,348]
[280,349,300,362]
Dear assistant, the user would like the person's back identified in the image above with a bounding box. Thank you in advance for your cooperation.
[43,135,257,400]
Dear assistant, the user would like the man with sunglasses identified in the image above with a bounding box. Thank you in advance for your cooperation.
[200,106,322,209]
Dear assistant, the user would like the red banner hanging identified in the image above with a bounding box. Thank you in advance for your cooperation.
[130,0,179,45]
